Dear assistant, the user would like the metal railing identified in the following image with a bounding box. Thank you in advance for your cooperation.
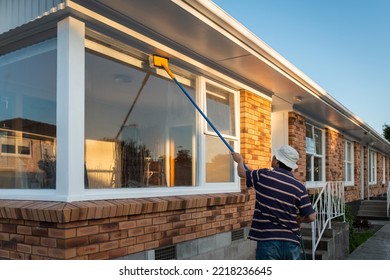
[310,181,345,260]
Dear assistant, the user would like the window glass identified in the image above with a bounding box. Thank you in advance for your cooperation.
[0,40,57,189]
[344,141,354,184]
[368,150,376,184]
[305,123,324,182]
[85,52,196,188]
[206,83,235,136]
[205,82,236,183]
[205,136,234,182]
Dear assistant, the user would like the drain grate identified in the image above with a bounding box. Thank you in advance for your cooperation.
[231,229,244,241]
[155,245,176,260]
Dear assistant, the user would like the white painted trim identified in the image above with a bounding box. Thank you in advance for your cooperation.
[56,17,85,201]
[271,110,289,150]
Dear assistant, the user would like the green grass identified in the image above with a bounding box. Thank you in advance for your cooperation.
[344,204,376,253]
[349,230,375,252]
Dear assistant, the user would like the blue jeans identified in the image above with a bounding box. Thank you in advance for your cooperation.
[256,240,301,260]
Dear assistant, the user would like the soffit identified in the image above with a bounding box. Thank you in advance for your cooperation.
[69,0,389,153]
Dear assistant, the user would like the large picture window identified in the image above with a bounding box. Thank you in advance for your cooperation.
[306,123,324,183]
[0,39,57,189]
[85,52,196,188]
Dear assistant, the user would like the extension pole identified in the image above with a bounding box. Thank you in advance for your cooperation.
[153,55,249,171]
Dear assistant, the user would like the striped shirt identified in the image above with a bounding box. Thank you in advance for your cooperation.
[246,167,314,245]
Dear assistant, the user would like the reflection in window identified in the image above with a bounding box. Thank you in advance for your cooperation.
[306,123,324,182]
[206,136,234,182]
[85,52,196,188]
[0,40,57,189]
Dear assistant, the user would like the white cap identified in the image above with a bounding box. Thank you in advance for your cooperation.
[274,145,299,169]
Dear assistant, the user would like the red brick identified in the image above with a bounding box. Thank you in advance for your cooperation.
[99,240,118,252]
[32,245,48,256]
[17,225,32,235]
[136,218,152,227]
[0,249,10,259]
[89,233,109,244]
[144,240,159,250]
[128,228,144,237]
[48,248,77,259]
[118,220,136,230]
[136,233,152,243]
[109,247,128,259]
[119,237,136,247]
[100,223,119,233]
[25,235,40,245]
[77,244,99,256]
[77,225,99,237]
[0,232,10,241]
[152,217,166,225]
[41,237,57,248]
[17,243,32,254]
[48,228,76,239]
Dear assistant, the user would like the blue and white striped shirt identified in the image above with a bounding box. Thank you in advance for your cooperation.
[246,167,315,244]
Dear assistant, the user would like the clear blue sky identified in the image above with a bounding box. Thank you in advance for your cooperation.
[213,0,390,135]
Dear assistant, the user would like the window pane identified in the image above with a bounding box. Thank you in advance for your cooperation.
[314,127,322,155]
[206,83,235,136]
[305,124,314,153]
[346,162,352,182]
[85,52,196,188]
[0,40,57,189]
[206,136,234,182]
[306,154,312,181]
[314,157,322,181]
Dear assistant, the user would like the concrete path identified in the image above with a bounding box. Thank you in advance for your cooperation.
[346,221,390,260]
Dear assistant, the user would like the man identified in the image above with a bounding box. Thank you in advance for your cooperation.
[231,144,316,260]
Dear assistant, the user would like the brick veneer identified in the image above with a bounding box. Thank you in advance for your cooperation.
[288,112,306,181]
[0,90,272,260]
[0,192,255,260]
[239,90,272,171]
[326,128,344,181]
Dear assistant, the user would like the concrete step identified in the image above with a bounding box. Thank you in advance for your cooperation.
[357,200,389,220]
[302,248,329,260]
[301,235,333,251]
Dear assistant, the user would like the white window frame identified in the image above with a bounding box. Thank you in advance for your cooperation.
[344,140,354,186]
[305,123,325,187]
[202,78,239,187]
[368,149,377,185]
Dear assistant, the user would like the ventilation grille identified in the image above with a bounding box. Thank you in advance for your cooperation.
[155,245,176,260]
[231,229,244,241]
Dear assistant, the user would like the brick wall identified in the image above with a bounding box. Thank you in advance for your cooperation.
[239,90,272,171]
[326,128,344,181]
[288,112,306,181]
[0,194,255,260]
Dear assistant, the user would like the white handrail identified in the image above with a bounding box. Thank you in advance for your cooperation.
[310,181,345,260]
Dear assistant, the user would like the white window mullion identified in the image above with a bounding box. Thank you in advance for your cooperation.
[56,17,85,201]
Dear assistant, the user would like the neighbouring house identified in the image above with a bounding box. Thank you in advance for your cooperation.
[0,0,389,260]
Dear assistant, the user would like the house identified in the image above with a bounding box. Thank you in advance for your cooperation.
[0,0,389,260]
